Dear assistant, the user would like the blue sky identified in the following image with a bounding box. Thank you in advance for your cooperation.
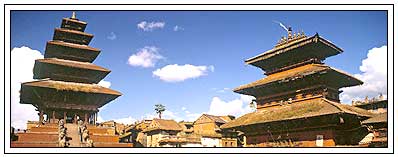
[11,11,387,126]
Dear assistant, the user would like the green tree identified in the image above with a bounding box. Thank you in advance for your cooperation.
[154,104,166,119]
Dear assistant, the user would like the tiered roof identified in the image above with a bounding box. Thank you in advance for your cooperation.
[33,58,110,83]
[246,32,342,74]
[20,13,121,111]
[222,28,370,131]
[45,40,100,62]
[234,64,362,96]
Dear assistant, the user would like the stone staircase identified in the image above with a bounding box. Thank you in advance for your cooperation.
[65,123,82,147]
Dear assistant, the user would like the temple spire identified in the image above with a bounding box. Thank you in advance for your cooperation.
[287,27,292,39]
[71,11,77,20]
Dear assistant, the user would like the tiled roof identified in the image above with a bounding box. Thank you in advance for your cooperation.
[143,119,182,132]
[203,114,231,124]
[36,58,110,72]
[234,64,362,93]
[362,113,387,124]
[47,40,99,52]
[221,98,373,129]
[21,80,121,95]
[245,34,342,65]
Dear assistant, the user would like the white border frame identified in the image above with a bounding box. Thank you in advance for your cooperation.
[2,3,395,155]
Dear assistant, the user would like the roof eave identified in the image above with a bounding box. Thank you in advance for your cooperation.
[244,34,343,66]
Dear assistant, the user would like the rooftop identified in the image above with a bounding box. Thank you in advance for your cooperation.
[21,80,121,95]
[203,114,234,124]
[143,119,182,132]
[46,40,100,52]
[362,112,387,124]
[35,58,110,72]
[245,33,343,67]
[234,63,362,94]
[221,98,373,129]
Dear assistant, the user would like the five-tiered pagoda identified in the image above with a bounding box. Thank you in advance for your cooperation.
[12,12,131,147]
[221,27,373,147]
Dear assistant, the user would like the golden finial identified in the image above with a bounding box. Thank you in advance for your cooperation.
[378,93,384,100]
[301,30,305,37]
[71,11,77,19]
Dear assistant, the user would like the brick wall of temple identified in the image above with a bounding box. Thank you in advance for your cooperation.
[245,129,335,147]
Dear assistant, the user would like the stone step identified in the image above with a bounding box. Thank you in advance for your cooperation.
[17,132,58,142]
[11,141,58,147]
[90,135,119,143]
[30,126,58,133]
[65,123,82,147]
[93,142,133,147]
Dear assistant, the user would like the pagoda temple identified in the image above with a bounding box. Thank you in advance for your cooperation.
[12,12,131,147]
[221,27,373,147]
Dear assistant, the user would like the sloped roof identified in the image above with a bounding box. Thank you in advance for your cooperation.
[47,40,99,52]
[203,114,231,124]
[119,132,132,139]
[221,98,373,129]
[62,18,87,25]
[158,135,201,144]
[54,28,93,37]
[36,58,110,72]
[245,34,342,65]
[354,99,388,108]
[362,113,387,124]
[21,80,121,95]
[143,119,182,132]
[234,64,362,93]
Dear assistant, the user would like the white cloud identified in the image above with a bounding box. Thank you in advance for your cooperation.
[98,80,111,88]
[217,87,230,93]
[207,94,255,116]
[128,46,163,68]
[340,45,387,104]
[137,21,165,31]
[113,116,137,125]
[185,113,202,122]
[173,25,184,31]
[11,46,44,129]
[96,114,137,125]
[152,64,214,82]
[140,107,202,122]
[107,32,117,40]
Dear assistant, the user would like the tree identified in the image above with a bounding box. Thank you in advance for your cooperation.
[154,104,166,119]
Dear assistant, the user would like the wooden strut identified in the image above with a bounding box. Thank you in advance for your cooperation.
[52,110,56,122]
[39,110,44,123]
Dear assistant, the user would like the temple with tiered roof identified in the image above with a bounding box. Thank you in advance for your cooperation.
[221,27,373,147]
[12,12,132,147]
